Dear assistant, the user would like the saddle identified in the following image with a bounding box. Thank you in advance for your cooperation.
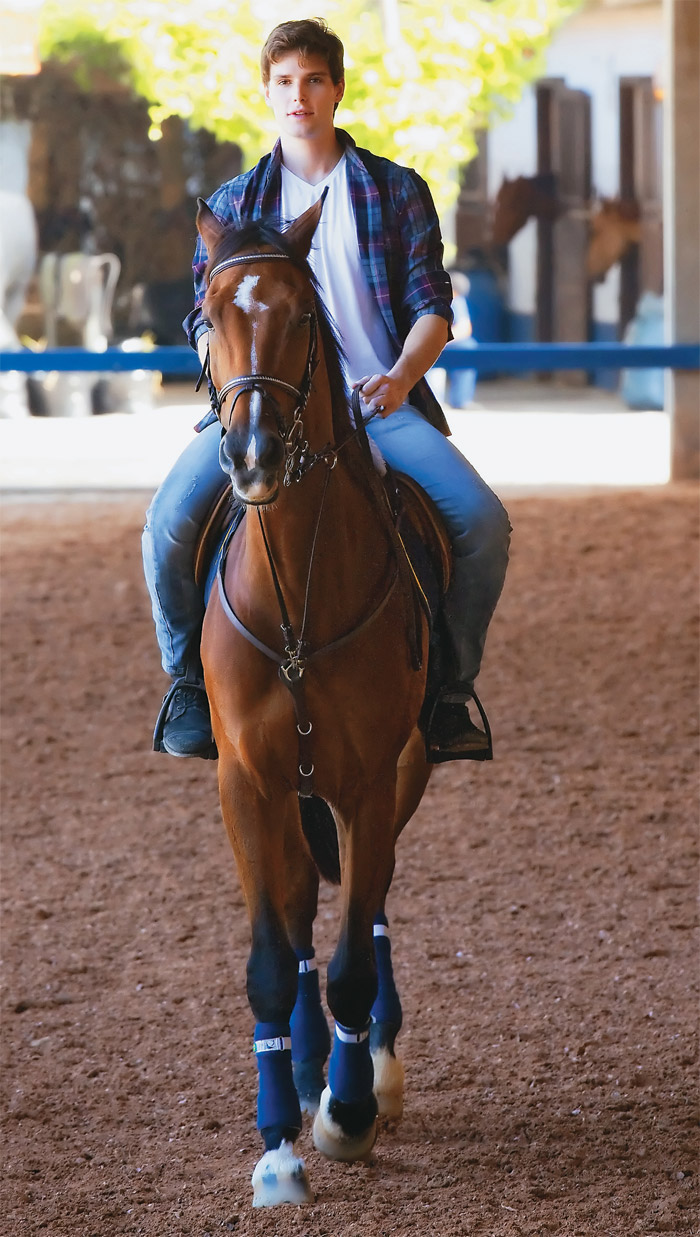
[194,470,452,629]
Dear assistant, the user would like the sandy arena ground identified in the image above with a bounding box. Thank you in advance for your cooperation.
[1,485,698,1236]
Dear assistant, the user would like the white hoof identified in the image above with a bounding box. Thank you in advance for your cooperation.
[312,1086,377,1162]
[251,1140,313,1207]
[372,1046,405,1120]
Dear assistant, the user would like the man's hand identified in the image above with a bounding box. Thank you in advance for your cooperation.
[353,314,449,418]
[352,372,407,417]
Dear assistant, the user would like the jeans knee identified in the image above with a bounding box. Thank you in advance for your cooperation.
[453,493,511,562]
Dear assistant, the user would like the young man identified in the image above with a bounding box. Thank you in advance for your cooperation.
[142,17,510,761]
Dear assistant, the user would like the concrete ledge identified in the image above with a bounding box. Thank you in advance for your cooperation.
[0,403,671,493]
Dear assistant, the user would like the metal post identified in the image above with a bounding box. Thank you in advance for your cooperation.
[664,0,700,480]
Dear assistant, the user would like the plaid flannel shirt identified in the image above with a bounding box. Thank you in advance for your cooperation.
[184,129,453,434]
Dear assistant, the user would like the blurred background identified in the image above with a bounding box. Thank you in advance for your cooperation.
[0,0,697,487]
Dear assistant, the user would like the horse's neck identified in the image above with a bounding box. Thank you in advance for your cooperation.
[238,428,392,647]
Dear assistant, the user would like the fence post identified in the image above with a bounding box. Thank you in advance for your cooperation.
[665,0,700,480]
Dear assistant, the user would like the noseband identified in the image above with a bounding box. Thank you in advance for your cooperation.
[204,251,319,486]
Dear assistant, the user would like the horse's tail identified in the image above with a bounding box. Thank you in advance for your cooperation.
[299,796,341,885]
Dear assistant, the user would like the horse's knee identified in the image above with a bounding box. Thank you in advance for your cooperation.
[326,950,377,1031]
[247,934,298,1024]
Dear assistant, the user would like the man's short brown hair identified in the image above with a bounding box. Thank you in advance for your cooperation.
[261,18,344,85]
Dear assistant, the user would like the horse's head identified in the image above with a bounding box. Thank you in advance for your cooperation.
[490,174,560,247]
[587,197,642,282]
[197,197,326,506]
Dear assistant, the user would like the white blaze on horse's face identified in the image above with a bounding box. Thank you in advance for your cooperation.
[233,275,271,370]
[214,273,289,505]
[233,274,261,313]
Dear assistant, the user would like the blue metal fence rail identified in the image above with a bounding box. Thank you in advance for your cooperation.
[1,342,698,375]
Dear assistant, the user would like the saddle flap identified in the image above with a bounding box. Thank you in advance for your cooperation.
[393,472,452,602]
[194,481,239,592]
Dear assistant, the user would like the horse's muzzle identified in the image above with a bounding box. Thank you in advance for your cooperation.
[219,425,285,506]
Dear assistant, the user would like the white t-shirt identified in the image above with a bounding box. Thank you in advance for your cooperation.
[280,154,395,388]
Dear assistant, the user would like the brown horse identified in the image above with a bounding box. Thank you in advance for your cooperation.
[196,195,437,1206]
[587,197,642,282]
[490,172,561,246]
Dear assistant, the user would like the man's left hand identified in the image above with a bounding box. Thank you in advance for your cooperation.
[353,373,408,418]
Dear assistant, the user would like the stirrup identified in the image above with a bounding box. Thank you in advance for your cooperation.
[152,676,218,759]
[425,687,493,764]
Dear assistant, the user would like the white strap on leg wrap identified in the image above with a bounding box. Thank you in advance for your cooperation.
[335,1023,370,1044]
[298,958,317,973]
[253,1036,292,1054]
[373,924,390,938]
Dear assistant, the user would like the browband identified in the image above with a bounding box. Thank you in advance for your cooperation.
[208,252,290,284]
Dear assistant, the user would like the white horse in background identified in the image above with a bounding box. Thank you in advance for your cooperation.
[0,189,37,346]
[0,189,38,417]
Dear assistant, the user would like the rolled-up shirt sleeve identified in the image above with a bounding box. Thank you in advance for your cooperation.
[395,169,453,335]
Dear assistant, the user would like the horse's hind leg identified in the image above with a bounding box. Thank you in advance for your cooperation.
[218,766,313,1207]
[371,910,405,1120]
[313,787,396,1162]
[369,727,430,1120]
[284,812,331,1115]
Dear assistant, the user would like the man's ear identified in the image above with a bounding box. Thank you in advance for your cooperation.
[284,189,328,261]
[196,199,226,254]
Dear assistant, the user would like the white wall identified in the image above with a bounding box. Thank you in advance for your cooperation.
[488,1,663,323]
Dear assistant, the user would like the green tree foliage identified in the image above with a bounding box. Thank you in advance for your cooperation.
[40,0,580,215]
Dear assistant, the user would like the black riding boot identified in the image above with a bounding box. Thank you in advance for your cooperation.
[153,671,217,760]
[426,534,508,763]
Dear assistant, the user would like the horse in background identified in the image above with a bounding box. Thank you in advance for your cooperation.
[0,190,37,418]
[197,195,442,1206]
[587,197,642,282]
[489,173,561,247]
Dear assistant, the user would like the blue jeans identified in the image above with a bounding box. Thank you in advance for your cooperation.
[142,408,510,685]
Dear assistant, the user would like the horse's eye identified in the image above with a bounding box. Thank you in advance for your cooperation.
[298,312,312,326]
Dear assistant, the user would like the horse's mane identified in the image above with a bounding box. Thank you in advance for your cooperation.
[208,218,350,436]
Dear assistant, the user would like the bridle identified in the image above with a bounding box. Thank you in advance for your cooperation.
[200,250,323,487]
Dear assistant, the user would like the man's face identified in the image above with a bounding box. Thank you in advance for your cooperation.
[264,51,344,142]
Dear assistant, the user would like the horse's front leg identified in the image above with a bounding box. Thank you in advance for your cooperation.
[312,784,397,1162]
[218,760,313,1207]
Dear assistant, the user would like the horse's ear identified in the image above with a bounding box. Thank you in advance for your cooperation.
[284,189,328,261]
[196,199,226,254]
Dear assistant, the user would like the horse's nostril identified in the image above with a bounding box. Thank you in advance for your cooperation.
[221,431,246,471]
[258,435,285,472]
[220,426,283,482]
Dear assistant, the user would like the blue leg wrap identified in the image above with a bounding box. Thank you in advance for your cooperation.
[327,1022,374,1105]
[371,915,403,1030]
[290,950,331,1064]
[253,1021,302,1139]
